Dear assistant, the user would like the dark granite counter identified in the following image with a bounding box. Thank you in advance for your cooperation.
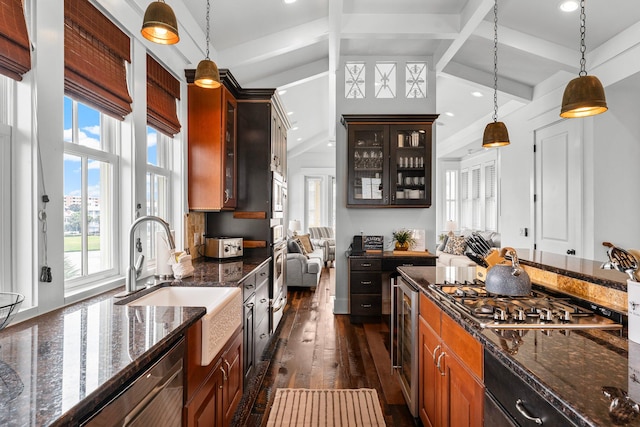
[0,255,270,426]
[398,265,638,427]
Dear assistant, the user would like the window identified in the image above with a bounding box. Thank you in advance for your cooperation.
[458,158,498,232]
[345,62,365,99]
[460,169,471,229]
[485,161,497,231]
[146,126,172,266]
[406,62,427,98]
[305,177,322,229]
[63,97,118,292]
[471,167,481,229]
[374,62,396,98]
[444,169,458,226]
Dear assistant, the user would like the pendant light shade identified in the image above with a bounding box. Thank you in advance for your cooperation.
[194,0,221,89]
[483,121,510,148]
[560,75,607,118]
[141,1,179,45]
[194,59,221,89]
[483,0,510,148]
[560,0,607,118]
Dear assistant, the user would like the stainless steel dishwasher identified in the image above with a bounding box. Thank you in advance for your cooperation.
[82,338,184,426]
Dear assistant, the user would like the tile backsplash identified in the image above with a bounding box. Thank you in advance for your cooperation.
[184,212,205,259]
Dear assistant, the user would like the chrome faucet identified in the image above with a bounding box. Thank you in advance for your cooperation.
[126,215,176,293]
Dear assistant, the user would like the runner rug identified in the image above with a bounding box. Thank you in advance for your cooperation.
[266,388,386,427]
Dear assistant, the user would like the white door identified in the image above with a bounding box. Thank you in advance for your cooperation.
[534,120,583,256]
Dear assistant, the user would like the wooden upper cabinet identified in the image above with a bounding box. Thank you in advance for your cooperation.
[343,114,438,208]
[187,84,238,211]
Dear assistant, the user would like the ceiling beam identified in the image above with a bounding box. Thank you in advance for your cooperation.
[435,0,494,73]
[218,18,328,68]
[244,59,329,88]
[474,20,576,68]
[340,13,458,39]
[288,131,329,159]
[442,62,533,101]
[328,0,343,142]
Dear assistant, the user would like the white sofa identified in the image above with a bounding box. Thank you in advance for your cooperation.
[435,230,501,267]
[286,238,323,288]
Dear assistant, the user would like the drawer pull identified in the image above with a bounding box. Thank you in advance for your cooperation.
[260,298,268,304]
[260,333,268,339]
[245,283,255,289]
[361,281,372,285]
[515,399,543,425]
[361,263,372,267]
[402,263,414,266]
[246,302,255,309]
[436,352,446,376]
[361,304,372,308]
[260,271,267,276]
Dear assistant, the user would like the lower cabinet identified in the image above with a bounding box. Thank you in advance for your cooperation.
[418,293,483,427]
[184,323,243,427]
[242,263,271,386]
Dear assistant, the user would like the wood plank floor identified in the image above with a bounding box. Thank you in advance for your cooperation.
[237,267,418,427]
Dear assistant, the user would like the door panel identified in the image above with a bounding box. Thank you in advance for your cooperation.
[535,120,582,256]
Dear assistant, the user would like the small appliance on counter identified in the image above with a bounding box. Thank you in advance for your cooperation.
[204,237,243,259]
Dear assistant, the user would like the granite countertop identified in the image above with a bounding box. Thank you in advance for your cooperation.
[398,266,639,427]
[0,255,270,426]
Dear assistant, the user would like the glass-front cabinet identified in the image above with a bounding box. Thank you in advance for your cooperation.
[343,115,438,207]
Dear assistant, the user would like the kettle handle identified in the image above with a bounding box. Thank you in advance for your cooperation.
[499,247,520,268]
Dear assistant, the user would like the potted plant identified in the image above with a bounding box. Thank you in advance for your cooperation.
[392,229,415,251]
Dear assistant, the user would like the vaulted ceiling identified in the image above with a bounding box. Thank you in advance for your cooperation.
[173,0,640,159]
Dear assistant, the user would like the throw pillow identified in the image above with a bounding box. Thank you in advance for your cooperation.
[437,235,449,252]
[444,235,467,255]
[297,234,314,253]
[287,239,303,254]
[294,238,309,257]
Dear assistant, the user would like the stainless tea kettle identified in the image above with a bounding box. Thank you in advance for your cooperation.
[485,247,531,296]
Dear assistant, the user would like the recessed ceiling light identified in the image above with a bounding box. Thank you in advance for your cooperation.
[445,112,455,117]
[327,142,333,147]
[297,137,302,141]
[284,0,297,4]
[287,111,294,115]
[471,91,483,97]
[291,126,299,131]
[559,1,579,12]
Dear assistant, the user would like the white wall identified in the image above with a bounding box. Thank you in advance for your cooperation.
[334,56,437,314]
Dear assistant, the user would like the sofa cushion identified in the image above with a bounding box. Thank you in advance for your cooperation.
[297,234,314,253]
[306,258,322,274]
[437,235,449,252]
[444,235,466,255]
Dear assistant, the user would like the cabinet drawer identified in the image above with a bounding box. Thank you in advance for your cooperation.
[350,272,382,294]
[420,293,441,334]
[350,259,382,271]
[255,263,270,288]
[351,295,382,316]
[441,313,482,381]
[255,279,270,325]
[241,274,256,301]
[255,316,270,361]
[382,257,435,270]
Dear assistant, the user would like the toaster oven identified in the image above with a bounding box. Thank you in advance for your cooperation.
[204,237,243,259]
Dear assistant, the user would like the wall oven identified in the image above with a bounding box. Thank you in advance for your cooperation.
[272,172,286,218]
[270,239,287,333]
[391,275,419,418]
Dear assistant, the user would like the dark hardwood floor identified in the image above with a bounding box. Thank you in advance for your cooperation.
[236,267,418,427]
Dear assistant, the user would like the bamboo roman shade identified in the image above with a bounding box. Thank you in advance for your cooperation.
[0,0,31,81]
[147,55,181,136]
[64,0,132,120]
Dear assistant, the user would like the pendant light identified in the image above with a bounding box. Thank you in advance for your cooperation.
[482,0,510,148]
[141,1,179,45]
[194,0,221,89]
[560,0,607,118]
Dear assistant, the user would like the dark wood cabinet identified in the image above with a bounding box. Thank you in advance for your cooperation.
[418,293,483,427]
[241,262,271,387]
[342,115,438,208]
[187,84,237,211]
[184,323,243,427]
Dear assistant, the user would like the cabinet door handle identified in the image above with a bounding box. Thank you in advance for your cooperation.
[361,304,372,308]
[432,345,441,363]
[224,190,230,203]
[515,399,543,425]
[245,283,255,289]
[224,360,232,376]
[361,263,372,267]
[246,302,254,309]
[260,333,268,339]
[219,366,227,387]
[361,281,372,285]
[436,351,446,376]
[260,298,268,304]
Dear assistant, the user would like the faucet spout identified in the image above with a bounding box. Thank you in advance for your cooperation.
[125,215,176,293]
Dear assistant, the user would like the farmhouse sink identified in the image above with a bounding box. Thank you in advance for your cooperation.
[128,286,242,366]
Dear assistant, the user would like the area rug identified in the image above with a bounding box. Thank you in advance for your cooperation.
[266,388,386,427]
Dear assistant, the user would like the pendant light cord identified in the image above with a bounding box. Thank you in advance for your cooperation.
[492,0,499,123]
[205,0,211,60]
[579,0,587,77]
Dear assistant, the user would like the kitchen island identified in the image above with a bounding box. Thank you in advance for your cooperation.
[0,256,269,426]
[399,265,636,427]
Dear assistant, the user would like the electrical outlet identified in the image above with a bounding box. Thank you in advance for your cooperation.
[519,227,528,237]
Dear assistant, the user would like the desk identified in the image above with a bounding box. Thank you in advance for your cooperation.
[348,251,437,323]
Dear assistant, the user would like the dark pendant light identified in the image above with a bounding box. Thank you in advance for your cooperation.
[560,0,607,118]
[194,0,221,89]
[141,1,179,45]
[482,0,510,148]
